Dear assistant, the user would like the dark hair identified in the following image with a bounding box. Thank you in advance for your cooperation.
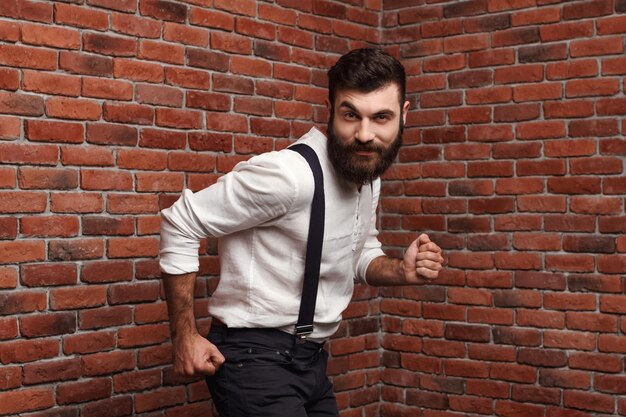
[327,48,406,108]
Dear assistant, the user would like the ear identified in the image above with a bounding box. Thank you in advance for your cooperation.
[325,98,332,119]
[402,100,410,125]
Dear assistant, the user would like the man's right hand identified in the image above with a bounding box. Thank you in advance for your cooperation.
[172,331,225,376]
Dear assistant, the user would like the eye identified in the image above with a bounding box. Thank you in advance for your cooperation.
[343,112,358,121]
[375,114,390,122]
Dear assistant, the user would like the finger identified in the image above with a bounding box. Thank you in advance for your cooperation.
[416,259,443,272]
[417,233,431,246]
[418,242,441,254]
[415,252,444,263]
[416,267,439,280]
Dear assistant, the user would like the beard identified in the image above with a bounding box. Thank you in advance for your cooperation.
[327,115,403,186]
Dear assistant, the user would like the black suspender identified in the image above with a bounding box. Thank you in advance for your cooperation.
[287,144,325,343]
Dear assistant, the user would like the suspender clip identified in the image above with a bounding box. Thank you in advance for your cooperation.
[294,324,314,344]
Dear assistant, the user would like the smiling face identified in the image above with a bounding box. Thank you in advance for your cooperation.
[327,83,410,185]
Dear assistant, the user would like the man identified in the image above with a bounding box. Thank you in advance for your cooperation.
[159,48,444,417]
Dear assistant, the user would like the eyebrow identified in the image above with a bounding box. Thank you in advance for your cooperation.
[338,100,396,117]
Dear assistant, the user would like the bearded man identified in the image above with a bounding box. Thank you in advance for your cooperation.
[159,47,444,417]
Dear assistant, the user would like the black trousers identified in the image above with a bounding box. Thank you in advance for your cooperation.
[205,322,339,417]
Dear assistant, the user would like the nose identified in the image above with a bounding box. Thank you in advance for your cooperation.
[355,119,374,143]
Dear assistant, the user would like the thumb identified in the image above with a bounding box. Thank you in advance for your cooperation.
[417,233,431,247]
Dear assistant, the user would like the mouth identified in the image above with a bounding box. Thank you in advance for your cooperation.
[353,150,376,157]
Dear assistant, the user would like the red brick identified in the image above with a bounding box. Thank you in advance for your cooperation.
[118,323,169,347]
[139,39,185,64]
[0,216,17,238]
[48,239,104,261]
[571,36,624,58]
[164,67,210,89]
[570,352,622,372]
[139,0,187,22]
[23,358,81,384]
[61,146,114,167]
[135,172,184,192]
[103,102,154,125]
[20,311,76,337]
[87,123,137,146]
[113,369,161,393]
[494,103,540,122]
[59,51,113,76]
[154,108,201,129]
[25,120,84,143]
[0,19,20,42]
[82,77,133,100]
[544,100,594,118]
[139,343,172,368]
[18,167,77,190]
[83,32,137,57]
[547,59,598,80]
[135,386,186,413]
[213,73,255,94]
[136,83,183,107]
[22,70,81,97]
[210,31,253,55]
[512,6,560,26]
[563,0,613,19]
[137,128,184,150]
[517,195,566,212]
[540,21,594,42]
[516,121,565,140]
[21,262,77,287]
[514,83,562,102]
[597,14,626,35]
[189,7,234,30]
[82,396,133,417]
[493,27,539,48]
[107,193,159,214]
[564,390,615,413]
[0,91,44,116]
[0,190,47,213]
[259,3,297,25]
[114,58,163,83]
[597,98,626,117]
[57,378,111,405]
[21,22,81,49]
[54,3,109,30]
[544,330,596,351]
[467,49,515,69]
[0,116,20,139]
[566,78,620,97]
[63,330,117,355]
[0,388,55,415]
[163,22,208,46]
[495,64,543,84]
[0,43,57,70]
[50,192,103,213]
[109,281,160,304]
[79,306,132,330]
[46,97,101,121]
[82,350,136,376]
[112,12,161,38]
[21,215,79,237]
[188,132,232,153]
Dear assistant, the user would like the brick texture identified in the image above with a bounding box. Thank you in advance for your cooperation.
[1,1,625,416]
[378,1,626,416]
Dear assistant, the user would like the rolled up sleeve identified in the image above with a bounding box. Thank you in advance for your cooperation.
[159,152,298,275]
[355,179,385,283]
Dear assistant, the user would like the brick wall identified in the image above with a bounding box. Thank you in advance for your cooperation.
[1,0,625,416]
[378,0,626,416]
[0,0,382,416]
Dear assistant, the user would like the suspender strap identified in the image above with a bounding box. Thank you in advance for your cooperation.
[287,144,325,343]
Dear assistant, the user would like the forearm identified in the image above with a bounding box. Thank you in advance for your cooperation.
[365,255,409,286]
[162,272,199,339]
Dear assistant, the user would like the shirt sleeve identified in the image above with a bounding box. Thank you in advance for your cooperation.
[355,178,385,284]
[159,151,298,275]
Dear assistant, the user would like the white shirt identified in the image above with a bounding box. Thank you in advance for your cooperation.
[159,127,385,341]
